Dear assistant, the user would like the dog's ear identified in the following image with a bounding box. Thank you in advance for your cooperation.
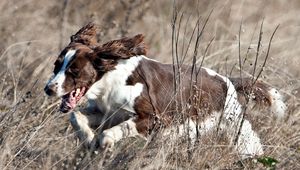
[70,22,99,47]
[123,34,147,56]
[95,34,148,59]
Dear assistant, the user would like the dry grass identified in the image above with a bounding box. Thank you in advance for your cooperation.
[0,0,299,169]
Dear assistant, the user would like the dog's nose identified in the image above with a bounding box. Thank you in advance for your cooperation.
[44,83,57,96]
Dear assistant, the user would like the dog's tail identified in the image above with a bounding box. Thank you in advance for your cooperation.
[229,77,286,118]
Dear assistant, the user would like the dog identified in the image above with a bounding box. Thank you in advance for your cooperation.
[44,23,286,158]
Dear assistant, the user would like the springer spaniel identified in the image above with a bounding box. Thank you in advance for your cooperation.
[44,23,286,158]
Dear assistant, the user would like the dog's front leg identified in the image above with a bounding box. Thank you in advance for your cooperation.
[94,117,142,151]
[69,111,101,149]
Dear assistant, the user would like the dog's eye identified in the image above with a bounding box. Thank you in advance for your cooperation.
[53,61,63,74]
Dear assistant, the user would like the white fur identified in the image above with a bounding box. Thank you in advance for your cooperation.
[85,56,144,113]
[163,118,197,144]
[47,50,76,96]
[268,88,286,118]
[236,119,263,158]
[142,55,159,62]
[198,111,219,135]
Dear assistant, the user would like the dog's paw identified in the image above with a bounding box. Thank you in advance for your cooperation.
[88,132,115,155]
[87,135,114,159]
[98,132,115,151]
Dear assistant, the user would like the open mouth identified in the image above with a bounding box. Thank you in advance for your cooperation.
[60,87,87,113]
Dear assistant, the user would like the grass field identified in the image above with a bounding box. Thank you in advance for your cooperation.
[0,0,299,169]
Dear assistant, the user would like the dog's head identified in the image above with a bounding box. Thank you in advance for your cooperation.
[44,22,147,113]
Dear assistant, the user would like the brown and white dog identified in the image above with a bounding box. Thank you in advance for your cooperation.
[44,23,286,158]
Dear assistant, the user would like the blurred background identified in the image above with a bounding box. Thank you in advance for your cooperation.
[0,0,299,169]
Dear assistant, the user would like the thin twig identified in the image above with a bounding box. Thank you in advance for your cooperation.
[251,19,264,83]
[243,21,259,65]
[253,25,280,84]
[196,37,215,77]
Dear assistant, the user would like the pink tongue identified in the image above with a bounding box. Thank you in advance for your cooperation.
[60,87,86,113]
[67,90,77,109]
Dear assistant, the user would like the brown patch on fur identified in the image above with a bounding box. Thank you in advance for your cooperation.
[91,57,118,73]
[229,78,272,109]
[62,44,98,94]
[126,59,228,134]
[70,22,99,47]
[95,34,147,60]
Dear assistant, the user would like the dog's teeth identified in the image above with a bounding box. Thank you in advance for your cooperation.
[75,88,80,96]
